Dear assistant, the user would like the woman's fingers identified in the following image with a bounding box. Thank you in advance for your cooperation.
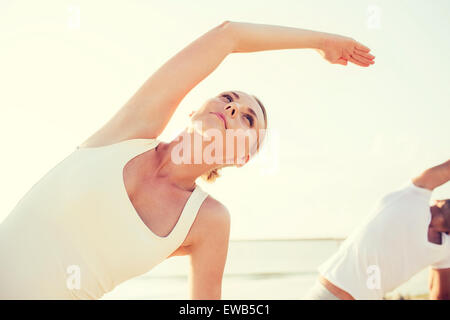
[352,52,375,65]
[348,55,370,67]
[355,42,371,52]
[338,41,375,67]
[355,48,375,60]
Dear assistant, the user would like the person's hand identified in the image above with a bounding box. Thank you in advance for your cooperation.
[315,33,375,67]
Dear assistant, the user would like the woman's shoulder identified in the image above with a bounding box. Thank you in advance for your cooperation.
[78,118,156,149]
[198,195,230,224]
[200,194,228,213]
[168,194,230,257]
[188,195,230,244]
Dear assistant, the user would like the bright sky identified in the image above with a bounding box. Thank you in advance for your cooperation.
[0,0,449,239]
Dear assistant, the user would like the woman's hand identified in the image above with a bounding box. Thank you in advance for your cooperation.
[315,33,375,67]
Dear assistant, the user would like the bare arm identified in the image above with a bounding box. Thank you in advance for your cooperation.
[413,159,450,191]
[429,268,450,300]
[82,21,374,146]
[121,21,233,139]
[187,203,231,299]
[229,21,325,52]
[227,21,375,65]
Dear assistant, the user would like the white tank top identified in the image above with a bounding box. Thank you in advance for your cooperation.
[318,181,450,299]
[0,138,209,299]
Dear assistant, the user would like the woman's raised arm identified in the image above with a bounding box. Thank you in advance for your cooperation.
[79,21,233,147]
[226,21,375,65]
[83,21,375,146]
[121,21,234,139]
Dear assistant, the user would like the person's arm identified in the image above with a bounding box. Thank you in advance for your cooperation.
[412,159,450,191]
[187,202,231,299]
[107,21,374,142]
[429,268,450,300]
[227,21,375,66]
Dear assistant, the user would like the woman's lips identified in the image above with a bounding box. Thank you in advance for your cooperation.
[211,112,227,129]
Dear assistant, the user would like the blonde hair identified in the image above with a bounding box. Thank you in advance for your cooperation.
[201,168,222,183]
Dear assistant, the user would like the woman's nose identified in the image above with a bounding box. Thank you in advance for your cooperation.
[224,104,238,118]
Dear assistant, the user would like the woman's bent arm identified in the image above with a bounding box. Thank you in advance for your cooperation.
[188,203,231,299]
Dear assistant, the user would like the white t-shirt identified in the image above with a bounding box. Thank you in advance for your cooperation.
[318,181,450,300]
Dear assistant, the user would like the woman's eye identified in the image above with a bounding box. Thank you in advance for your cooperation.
[222,94,233,103]
[244,114,254,127]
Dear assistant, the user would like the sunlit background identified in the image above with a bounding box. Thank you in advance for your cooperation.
[0,0,449,299]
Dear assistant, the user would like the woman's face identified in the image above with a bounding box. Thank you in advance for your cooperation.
[190,90,266,166]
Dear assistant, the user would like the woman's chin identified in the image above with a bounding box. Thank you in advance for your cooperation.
[190,121,225,139]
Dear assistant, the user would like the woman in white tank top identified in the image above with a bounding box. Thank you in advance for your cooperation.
[0,21,374,299]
